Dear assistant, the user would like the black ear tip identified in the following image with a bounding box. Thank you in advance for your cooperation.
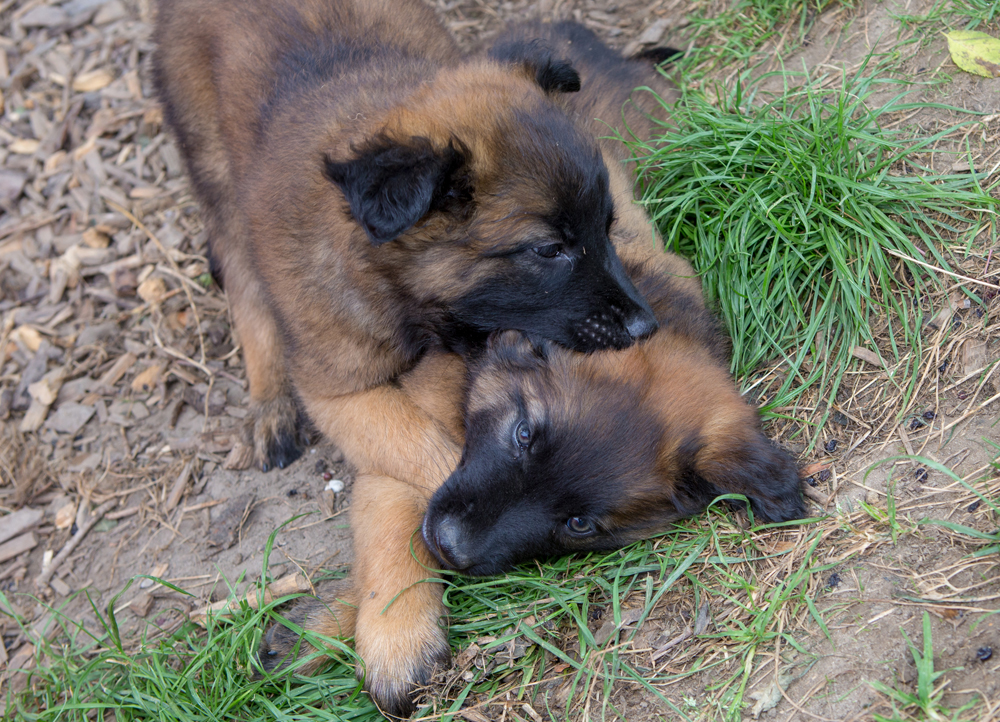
[537,61,581,93]
[632,46,684,65]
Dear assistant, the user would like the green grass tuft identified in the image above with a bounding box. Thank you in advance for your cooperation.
[630,57,998,443]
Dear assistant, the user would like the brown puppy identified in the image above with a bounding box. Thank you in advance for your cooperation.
[154,0,658,477]
[423,315,805,577]
[154,3,659,715]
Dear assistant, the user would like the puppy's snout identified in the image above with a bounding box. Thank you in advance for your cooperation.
[625,310,658,340]
[424,515,472,571]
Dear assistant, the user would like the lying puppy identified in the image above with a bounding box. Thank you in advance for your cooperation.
[422,319,805,577]
[154,2,659,715]
[261,18,801,715]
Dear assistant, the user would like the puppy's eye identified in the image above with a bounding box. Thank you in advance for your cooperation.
[532,243,564,259]
[566,517,594,535]
[513,420,531,450]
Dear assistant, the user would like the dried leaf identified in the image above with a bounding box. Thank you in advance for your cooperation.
[82,228,110,249]
[131,363,165,393]
[11,326,43,353]
[851,345,884,368]
[72,69,115,92]
[946,30,1000,78]
[137,277,167,304]
[55,502,77,530]
[8,139,40,155]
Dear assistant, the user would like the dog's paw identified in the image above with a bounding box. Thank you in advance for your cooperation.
[245,394,304,472]
[354,587,450,718]
[258,585,357,675]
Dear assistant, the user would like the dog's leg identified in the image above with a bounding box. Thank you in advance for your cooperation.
[224,260,302,472]
[258,577,358,674]
[302,385,462,493]
[259,472,449,718]
[350,473,450,718]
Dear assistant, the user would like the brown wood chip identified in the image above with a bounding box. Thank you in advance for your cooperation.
[0,508,43,546]
[0,532,38,564]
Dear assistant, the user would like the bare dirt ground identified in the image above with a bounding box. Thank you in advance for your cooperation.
[0,0,998,720]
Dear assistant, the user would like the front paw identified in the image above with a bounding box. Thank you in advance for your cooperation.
[354,588,450,718]
[259,583,356,675]
[240,394,305,472]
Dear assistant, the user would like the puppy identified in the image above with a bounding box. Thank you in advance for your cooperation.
[154,3,659,715]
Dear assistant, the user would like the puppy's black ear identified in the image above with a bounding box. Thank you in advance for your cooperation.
[488,39,580,94]
[631,46,684,65]
[324,135,469,245]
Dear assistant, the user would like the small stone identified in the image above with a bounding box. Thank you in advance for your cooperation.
[76,321,119,347]
[322,471,332,481]
[137,277,167,305]
[324,478,345,493]
[82,228,111,249]
[129,402,150,420]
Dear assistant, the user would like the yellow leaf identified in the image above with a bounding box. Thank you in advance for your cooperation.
[9,138,40,154]
[946,30,1000,78]
[72,68,114,92]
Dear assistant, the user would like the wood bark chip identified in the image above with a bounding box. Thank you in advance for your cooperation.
[0,507,43,545]
[190,573,311,626]
[164,458,195,512]
[81,352,137,404]
[0,532,37,564]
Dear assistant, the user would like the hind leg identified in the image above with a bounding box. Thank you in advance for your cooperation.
[259,577,358,674]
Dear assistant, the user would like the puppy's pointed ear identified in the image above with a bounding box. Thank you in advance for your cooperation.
[488,39,580,94]
[324,135,469,245]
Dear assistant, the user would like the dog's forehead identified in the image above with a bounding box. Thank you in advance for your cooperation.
[467,358,547,418]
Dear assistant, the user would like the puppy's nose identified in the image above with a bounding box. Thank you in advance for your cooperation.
[625,311,658,340]
[425,516,472,571]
